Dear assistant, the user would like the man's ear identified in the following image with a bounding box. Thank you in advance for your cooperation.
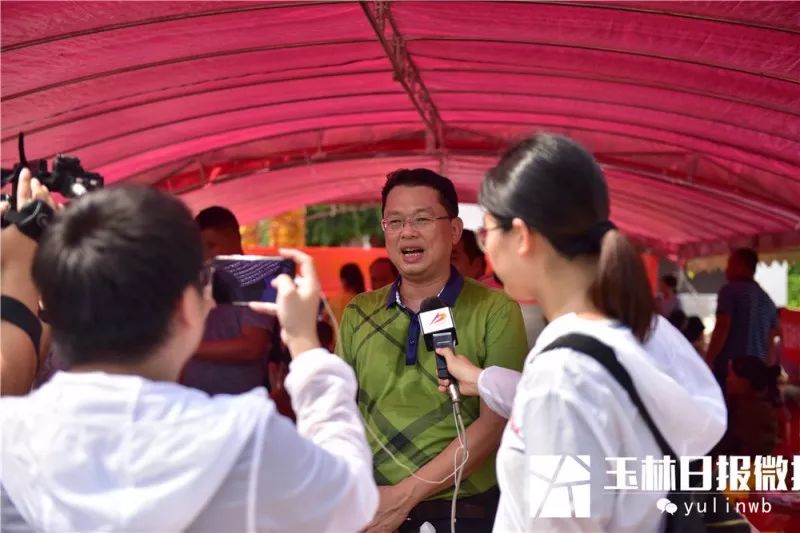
[451,216,464,245]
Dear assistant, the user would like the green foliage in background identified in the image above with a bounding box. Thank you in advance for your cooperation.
[789,261,800,309]
[256,219,271,246]
[305,204,384,246]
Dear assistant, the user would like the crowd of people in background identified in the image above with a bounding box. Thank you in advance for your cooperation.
[656,251,799,462]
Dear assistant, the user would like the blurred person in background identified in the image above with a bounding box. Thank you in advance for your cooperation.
[455,231,546,350]
[369,256,399,290]
[181,206,275,395]
[451,229,486,280]
[656,273,682,318]
[682,315,707,354]
[707,248,779,394]
[329,262,365,324]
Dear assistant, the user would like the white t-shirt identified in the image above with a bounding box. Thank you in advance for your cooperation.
[486,314,725,532]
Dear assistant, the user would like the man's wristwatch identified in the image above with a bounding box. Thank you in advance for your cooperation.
[3,200,55,242]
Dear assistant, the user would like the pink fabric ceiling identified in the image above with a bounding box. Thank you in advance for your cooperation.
[2,1,799,259]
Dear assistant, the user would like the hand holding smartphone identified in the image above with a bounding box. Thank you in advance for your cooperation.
[242,249,323,358]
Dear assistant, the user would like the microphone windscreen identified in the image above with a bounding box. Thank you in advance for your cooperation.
[420,296,447,313]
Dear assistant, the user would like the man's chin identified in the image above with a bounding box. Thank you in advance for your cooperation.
[398,261,430,279]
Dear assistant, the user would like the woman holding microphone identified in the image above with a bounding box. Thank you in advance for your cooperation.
[436,134,726,532]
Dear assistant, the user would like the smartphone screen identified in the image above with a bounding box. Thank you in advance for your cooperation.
[210,255,295,305]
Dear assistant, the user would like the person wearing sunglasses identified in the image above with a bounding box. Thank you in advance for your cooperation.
[1,186,377,532]
[434,134,726,531]
[336,168,529,533]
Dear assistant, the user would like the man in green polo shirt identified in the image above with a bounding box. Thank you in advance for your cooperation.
[336,168,528,533]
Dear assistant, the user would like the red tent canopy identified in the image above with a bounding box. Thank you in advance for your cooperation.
[2,1,798,259]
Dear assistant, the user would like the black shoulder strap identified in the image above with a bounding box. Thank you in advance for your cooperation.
[542,333,676,458]
[1,295,42,355]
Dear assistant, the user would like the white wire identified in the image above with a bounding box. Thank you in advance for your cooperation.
[334,289,470,531]
[451,403,469,533]
[363,415,469,486]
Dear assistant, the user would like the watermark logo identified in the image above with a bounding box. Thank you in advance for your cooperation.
[530,455,591,518]
[656,498,678,515]
[527,455,799,520]
[605,455,800,492]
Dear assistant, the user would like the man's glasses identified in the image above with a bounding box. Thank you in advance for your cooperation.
[381,215,452,233]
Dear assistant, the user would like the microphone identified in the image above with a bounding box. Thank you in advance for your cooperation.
[420,296,461,406]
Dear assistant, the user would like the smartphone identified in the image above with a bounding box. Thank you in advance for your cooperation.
[210,255,296,305]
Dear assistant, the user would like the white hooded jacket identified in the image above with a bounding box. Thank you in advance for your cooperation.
[1,349,378,532]
[478,314,727,532]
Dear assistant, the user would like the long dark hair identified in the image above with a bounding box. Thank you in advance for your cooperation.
[479,133,654,341]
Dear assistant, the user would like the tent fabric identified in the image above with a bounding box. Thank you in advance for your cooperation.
[2,1,798,260]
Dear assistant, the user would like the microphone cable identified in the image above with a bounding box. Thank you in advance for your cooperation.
[362,403,469,533]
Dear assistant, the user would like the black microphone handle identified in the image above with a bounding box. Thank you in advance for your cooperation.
[435,351,455,382]
[435,345,462,405]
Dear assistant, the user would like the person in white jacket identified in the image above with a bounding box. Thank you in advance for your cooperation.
[0,186,378,532]
[435,134,726,532]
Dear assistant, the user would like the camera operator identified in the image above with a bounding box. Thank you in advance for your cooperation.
[1,186,377,531]
[1,168,58,396]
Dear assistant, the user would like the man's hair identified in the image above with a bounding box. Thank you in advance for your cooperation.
[33,186,205,365]
[381,168,459,217]
[195,205,240,234]
[660,274,678,290]
[460,229,485,263]
[731,247,758,274]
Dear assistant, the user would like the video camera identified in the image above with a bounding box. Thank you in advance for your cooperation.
[1,132,104,205]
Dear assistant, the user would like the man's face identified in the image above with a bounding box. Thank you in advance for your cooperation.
[200,228,241,260]
[370,260,396,290]
[382,185,462,282]
[451,238,484,279]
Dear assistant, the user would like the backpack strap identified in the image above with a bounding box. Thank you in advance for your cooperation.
[542,333,676,458]
[544,333,751,533]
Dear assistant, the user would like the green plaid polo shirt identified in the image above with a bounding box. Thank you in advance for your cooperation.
[336,269,528,500]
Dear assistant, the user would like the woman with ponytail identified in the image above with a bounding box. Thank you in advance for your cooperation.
[436,134,726,531]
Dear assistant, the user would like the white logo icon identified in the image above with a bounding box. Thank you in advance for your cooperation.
[656,498,678,515]
[530,455,591,518]
[419,307,454,334]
